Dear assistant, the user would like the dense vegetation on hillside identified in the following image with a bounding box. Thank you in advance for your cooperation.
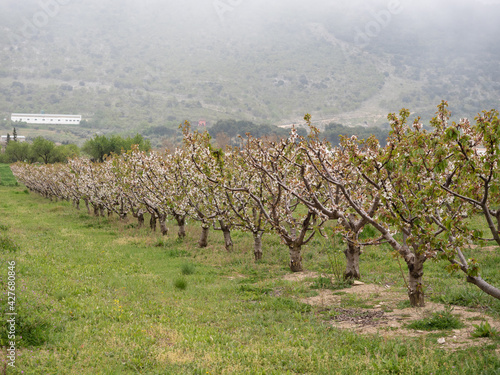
[0,0,499,143]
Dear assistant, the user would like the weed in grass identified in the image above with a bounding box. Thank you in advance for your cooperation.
[155,238,168,247]
[0,235,19,252]
[0,224,8,231]
[406,307,464,331]
[174,277,187,290]
[323,232,345,282]
[311,276,333,289]
[471,321,498,338]
[436,285,482,307]
[239,284,272,300]
[311,276,353,291]
[181,263,195,275]
[166,248,190,257]
[341,294,374,309]
[397,300,412,309]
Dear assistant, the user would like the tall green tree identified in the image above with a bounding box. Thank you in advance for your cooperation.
[4,141,30,163]
[82,134,151,162]
[31,137,55,164]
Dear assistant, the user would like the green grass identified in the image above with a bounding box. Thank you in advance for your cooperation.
[406,308,465,331]
[0,164,18,186]
[0,185,499,374]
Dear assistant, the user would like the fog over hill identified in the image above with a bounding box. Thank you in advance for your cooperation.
[0,0,499,139]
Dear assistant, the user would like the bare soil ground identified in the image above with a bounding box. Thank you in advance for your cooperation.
[284,272,500,353]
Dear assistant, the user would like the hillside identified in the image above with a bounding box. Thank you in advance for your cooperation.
[0,0,499,144]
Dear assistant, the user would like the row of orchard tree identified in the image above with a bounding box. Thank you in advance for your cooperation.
[11,102,500,307]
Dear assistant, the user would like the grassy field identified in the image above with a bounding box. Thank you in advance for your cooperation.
[0,164,18,187]
[0,178,499,373]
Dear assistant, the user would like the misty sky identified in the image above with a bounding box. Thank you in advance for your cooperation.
[1,0,500,127]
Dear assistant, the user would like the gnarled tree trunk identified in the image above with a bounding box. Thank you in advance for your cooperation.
[85,199,90,215]
[219,220,233,252]
[344,242,361,280]
[159,214,168,236]
[407,253,426,307]
[289,244,303,272]
[253,231,263,261]
[150,213,157,232]
[137,212,144,228]
[174,214,186,239]
[199,224,210,248]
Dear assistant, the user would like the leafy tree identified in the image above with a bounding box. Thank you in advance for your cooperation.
[50,144,80,163]
[31,137,55,164]
[4,141,30,163]
[82,134,151,162]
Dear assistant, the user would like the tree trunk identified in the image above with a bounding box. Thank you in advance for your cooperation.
[407,253,426,307]
[159,214,168,236]
[85,199,90,215]
[222,229,233,252]
[253,231,263,261]
[289,244,303,272]
[93,204,99,216]
[344,242,361,280]
[137,212,144,229]
[150,213,157,232]
[99,206,105,217]
[219,220,233,252]
[199,224,210,248]
[175,215,186,239]
[74,199,80,210]
[107,210,112,218]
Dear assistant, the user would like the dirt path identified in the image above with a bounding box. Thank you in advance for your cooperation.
[284,272,500,352]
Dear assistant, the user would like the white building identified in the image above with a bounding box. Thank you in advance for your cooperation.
[1,135,26,144]
[11,113,82,125]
